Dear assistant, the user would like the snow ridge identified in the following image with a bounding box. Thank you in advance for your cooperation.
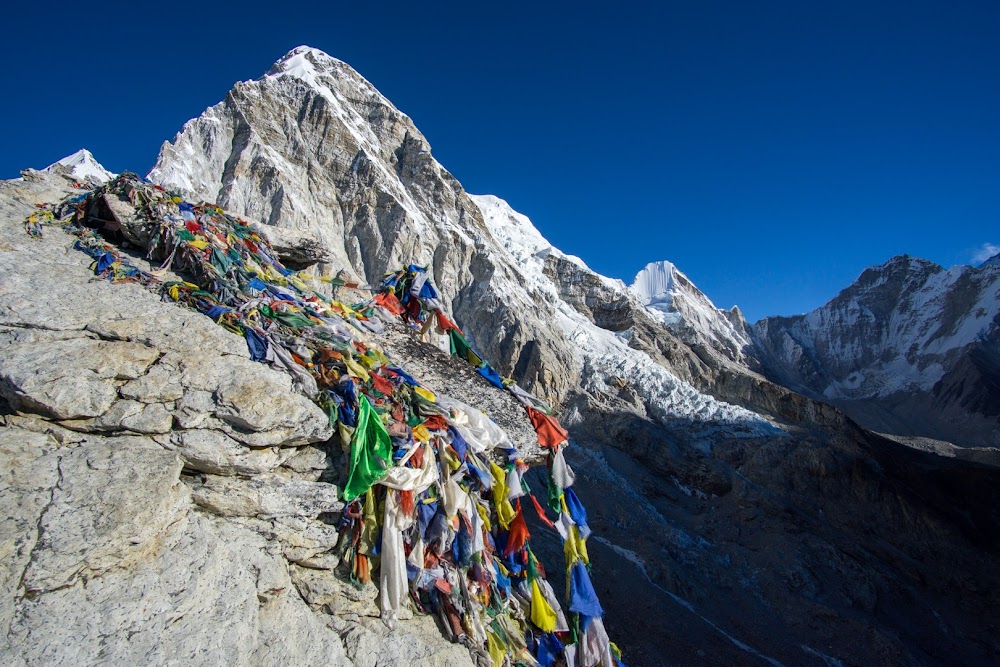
[755,255,1000,399]
[630,260,751,361]
[44,149,114,184]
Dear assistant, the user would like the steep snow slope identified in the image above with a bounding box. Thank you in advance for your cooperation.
[44,149,114,183]
[471,195,778,437]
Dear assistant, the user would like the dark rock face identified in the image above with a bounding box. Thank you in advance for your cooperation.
[529,411,1000,667]
[753,255,1000,447]
[542,255,635,331]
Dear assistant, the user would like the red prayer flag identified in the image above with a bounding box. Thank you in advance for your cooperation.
[504,501,530,556]
[435,310,464,335]
[370,373,394,395]
[526,406,569,448]
[529,493,556,529]
[374,291,406,315]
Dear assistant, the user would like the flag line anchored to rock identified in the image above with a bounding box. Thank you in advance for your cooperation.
[27,173,626,667]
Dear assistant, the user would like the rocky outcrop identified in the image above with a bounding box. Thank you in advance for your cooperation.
[754,255,1000,446]
[0,169,481,666]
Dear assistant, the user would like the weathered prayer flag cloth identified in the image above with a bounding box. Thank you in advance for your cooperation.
[342,394,392,500]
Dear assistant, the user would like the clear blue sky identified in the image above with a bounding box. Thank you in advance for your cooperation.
[3,1,998,321]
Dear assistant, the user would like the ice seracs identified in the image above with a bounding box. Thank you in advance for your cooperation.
[631,260,680,322]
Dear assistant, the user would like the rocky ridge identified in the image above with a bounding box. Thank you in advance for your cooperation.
[138,46,1000,664]
[0,169,498,666]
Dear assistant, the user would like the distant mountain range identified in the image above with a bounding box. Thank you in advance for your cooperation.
[753,254,1000,447]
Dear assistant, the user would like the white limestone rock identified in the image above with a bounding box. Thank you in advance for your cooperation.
[189,472,343,519]
[0,338,158,419]
[163,429,295,476]
[21,436,185,594]
[290,564,380,617]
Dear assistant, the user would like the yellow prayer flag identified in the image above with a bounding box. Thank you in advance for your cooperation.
[530,580,558,633]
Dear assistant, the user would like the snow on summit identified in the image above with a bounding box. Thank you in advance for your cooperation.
[44,149,114,184]
[630,260,751,359]
[631,260,679,315]
[267,45,346,86]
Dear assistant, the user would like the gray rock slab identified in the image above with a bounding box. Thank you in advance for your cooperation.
[189,472,342,519]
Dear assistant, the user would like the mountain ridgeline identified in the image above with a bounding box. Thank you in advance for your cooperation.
[0,46,996,667]
[753,254,1000,447]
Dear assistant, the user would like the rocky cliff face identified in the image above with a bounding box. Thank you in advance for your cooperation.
[754,255,1000,446]
[2,45,998,667]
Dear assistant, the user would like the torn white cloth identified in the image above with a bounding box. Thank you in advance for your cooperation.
[554,508,575,541]
[379,490,413,625]
[380,441,438,492]
[377,442,439,624]
[551,445,577,489]
[579,617,614,667]
[506,466,526,500]
[437,394,512,453]
[443,473,471,520]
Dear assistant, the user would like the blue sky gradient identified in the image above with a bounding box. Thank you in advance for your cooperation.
[3,0,997,321]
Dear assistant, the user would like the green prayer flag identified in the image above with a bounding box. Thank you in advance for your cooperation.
[547,468,564,513]
[274,310,316,328]
[526,546,541,582]
[210,247,233,275]
[449,328,472,358]
[341,395,392,501]
[258,303,314,328]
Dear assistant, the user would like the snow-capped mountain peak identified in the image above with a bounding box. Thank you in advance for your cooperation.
[631,260,679,314]
[43,149,114,184]
[753,254,1000,445]
[980,252,1000,269]
[266,45,346,84]
[630,259,751,361]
